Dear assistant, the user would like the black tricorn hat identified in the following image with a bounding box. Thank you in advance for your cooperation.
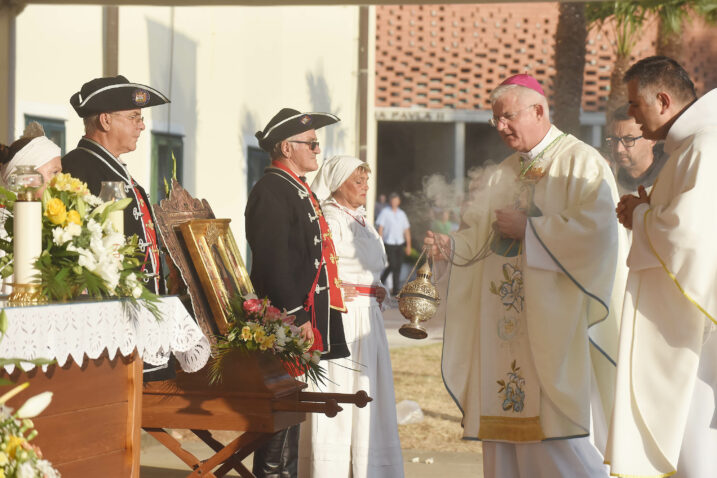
[70,75,170,118]
[255,108,340,152]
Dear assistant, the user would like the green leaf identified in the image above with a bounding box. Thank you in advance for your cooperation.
[0,309,7,336]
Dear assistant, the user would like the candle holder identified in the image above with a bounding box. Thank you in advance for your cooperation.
[99,181,127,235]
[7,166,45,305]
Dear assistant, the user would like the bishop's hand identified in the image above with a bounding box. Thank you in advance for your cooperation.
[424,230,451,261]
[494,208,527,240]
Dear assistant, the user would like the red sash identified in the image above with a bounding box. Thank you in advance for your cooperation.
[131,180,160,292]
[271,161,346,314]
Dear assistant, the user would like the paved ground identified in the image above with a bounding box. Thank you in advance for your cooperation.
[139,306,483,477]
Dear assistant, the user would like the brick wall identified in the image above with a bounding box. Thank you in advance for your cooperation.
[376,3,717,113]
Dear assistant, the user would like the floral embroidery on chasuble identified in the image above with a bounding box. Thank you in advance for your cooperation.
[477,143,560,443]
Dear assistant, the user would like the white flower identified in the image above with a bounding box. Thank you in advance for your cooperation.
[131,285,143,299]
[310,350,321,364]
[36,460,59,477]
[85,194,103,207]
[275,327,288,347]
[96,257,121,291]
[16,391,53,418]
[52,222,82,245]
[17,461,35,478]
[73,246,97,271]
[86,218,103,239]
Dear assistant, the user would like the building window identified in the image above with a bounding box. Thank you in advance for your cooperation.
[245,146,270,271]
[151,133,184,202]
[24,115,66,155]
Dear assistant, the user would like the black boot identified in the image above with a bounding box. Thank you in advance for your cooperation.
[252,424,299,478]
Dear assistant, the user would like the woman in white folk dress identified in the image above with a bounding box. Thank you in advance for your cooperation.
[299,155,404,478]
[0,122,62,293]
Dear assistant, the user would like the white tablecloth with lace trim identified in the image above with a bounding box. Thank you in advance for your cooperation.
[0,296,210,373]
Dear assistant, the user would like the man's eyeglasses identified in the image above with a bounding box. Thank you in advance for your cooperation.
[489,104,538,128]
[111,113,144,125]
[605,135,642,148]
[288,140,320,151]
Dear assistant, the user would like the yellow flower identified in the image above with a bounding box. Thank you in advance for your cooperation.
[241,326,252,341]
[4,435,25,458]
[45,198,67,225]
[67,209,82,225]
[49,173,90,195]
[262,334,276,350]
[253,328,266,343]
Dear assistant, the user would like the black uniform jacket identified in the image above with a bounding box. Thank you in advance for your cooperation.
[61,137,164,294]
[62,137,171,380]
[245,166,348,360]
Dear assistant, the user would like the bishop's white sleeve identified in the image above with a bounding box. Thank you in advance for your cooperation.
[525,221,560,272]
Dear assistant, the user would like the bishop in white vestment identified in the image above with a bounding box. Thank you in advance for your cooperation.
[427,74,626,478]
[608,56,717,478]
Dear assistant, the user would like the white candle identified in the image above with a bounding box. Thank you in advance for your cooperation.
[13,201,42,284]
[108,210,124,235]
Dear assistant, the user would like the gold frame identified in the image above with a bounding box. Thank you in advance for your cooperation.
[179,219,254,334]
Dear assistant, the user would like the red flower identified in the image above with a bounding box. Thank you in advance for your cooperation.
[243,298,263,314]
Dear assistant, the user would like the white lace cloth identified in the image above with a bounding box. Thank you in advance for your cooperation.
[0,296,211,374]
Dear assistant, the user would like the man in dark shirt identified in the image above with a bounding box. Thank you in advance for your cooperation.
[62,75,172,380]
[247,108,348,478]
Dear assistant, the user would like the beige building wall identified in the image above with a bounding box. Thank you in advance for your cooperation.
[15,4,362,252]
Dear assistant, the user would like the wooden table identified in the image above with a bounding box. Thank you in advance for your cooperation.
[0,297,210,477]
[4,352,142,477]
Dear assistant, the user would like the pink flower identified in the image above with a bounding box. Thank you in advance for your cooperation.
[265,305,282,322]
[243,298,263,314]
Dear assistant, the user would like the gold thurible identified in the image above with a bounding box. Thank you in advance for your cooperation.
[398,256,440,340]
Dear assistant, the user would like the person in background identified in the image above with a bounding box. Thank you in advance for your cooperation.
[431,209,457,235]
[608,55,717,478]
[374,193,388,219]
[607,104,667,196]
[0,122,62,192]
[376,192,411,296]
[0,122,62,293]
[300,155,403,478]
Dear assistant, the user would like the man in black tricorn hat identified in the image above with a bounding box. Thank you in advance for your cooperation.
[62,76,172,380]
[246,108,349,478]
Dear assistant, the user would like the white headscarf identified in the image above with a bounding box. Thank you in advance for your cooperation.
[311,155,369,202]
[1,136,61,185]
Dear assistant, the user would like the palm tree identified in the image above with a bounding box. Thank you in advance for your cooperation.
[553,2,588,136]
[586,1,648,124]
[645,0,717,64]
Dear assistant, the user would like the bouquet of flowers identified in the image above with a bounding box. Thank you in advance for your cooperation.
[0,173,159,317]
[210,295,325,386]
[0,382,59,478]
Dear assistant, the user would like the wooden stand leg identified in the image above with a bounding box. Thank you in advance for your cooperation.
[143,427,216,478]
[189,431,273,478]
[192,430,273,478]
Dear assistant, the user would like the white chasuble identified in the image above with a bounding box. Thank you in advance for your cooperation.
[441,126,625,444]
[606,89,717,478]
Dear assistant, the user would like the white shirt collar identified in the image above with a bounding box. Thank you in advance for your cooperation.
[520,125,561,161]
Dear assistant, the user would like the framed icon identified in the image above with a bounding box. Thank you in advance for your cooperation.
[179,219,254,334]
